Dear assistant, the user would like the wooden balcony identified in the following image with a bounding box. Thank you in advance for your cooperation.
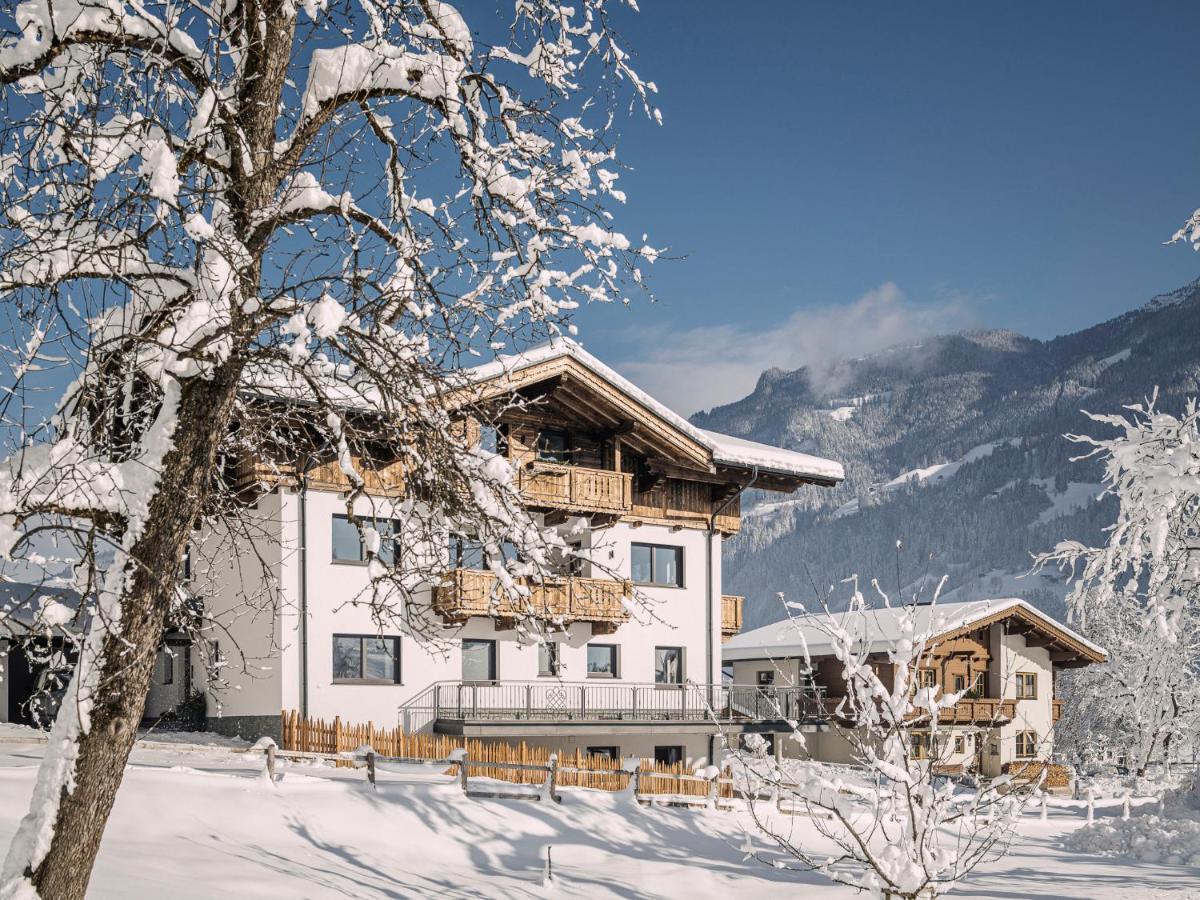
[516,461,633,516]
[232,457,406,497]
[433,568,632,634]
[938,698,1017,725]
[721,595,744,641]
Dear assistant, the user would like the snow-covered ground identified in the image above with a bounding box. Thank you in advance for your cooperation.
[0,733,1195,898]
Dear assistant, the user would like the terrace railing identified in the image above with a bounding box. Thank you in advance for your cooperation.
[400,681,829,727]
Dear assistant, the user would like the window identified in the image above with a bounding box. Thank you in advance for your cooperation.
[461,639,497,682]
[953,735,966,754]
[1015,672,1037,700]
[538,643,561,677]
[915,669,937,690]
[655,646,684,684]
[332,635,401,684]
[953,674,966,693]
[587,643,618,678]
[333,515,400,566]
[630,543,683,587]
[587,746,619,760]
[911,732,937,760]
[479,424,508,457]
[1015,731,1038,758]
[180,544,193,582]
[536,428,571,463]
[756,670,775,687]
[448,534,516,570]
[159,649,174,685]
[654,745,684,766]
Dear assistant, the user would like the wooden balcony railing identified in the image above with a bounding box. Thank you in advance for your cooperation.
[517,461,633,516]
[938,698,1017,725]
[1052,699,1063,723]
[721,595,744,640]
[433,568,632,633]
[233,457,407,497]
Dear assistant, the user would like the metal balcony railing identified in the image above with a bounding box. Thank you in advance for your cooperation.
[399,681,830,726]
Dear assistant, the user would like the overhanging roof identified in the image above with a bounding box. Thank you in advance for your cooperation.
[722,598,1107,668]
[463,338,845,487]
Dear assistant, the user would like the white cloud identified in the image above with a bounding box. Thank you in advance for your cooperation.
[611,283,977,416]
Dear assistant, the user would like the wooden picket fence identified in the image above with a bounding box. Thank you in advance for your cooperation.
[279,709,732,798]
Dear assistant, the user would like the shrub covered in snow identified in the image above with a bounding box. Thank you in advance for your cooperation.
[1067,781,1200,866]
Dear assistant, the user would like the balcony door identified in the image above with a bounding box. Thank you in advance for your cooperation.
[462,639,497,683]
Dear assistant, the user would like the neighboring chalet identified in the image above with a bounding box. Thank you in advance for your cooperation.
[187,338,845,766]
[723,599,1107,775]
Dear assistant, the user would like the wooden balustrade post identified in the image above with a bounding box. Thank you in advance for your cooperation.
[334,715,342,754]
[547,754,560,803]
[367,751,377,789]
[459,753,469,793]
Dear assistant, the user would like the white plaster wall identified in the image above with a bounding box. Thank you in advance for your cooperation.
[258,492,728,730]
[193,490,286,720]
[987,625,1054,775]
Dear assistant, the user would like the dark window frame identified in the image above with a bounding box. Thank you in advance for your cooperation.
[756,670,776,687]
[911,731,938,760]
[654,646,685,685]
[654,745,684,766]
[536,427,572,464]
[332,514,402,567]
[586,746,620,760]
[331,634,402,685]
[462,638,498,683]
[586,643,619,678]
[630,542,684,588]
[538,642,562,678]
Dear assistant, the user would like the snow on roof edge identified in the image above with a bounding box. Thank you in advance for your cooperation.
[466,338,845,484]
[722,597,1106,661]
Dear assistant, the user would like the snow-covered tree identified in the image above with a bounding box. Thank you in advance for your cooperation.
[0,1,657,896]
[732,579,1032,899]
[1038,397,1200,775]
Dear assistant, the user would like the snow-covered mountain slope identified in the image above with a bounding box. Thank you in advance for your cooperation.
[693,277,1200,628]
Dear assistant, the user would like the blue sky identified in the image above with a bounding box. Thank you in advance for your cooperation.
[569,1,1200,413]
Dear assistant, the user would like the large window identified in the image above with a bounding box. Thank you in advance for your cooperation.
[538,643,561,677]
[1015,730,1038,758]
[1015,672,1037,700]
[332,515,400,566]
[332,635,401,684]
[654,646,684,685]
[587,643,618,678]
[536,428,571,463]
[630,543,683,587]
[462,639,497,682]
[448,534,516,570]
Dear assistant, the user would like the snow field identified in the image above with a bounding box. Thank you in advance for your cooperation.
[0,736,1195,898]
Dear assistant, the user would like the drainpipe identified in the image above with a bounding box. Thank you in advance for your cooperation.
[707,465,758,765]
[297,451,324,719]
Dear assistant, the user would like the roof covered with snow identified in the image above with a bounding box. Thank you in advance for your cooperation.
[465,338,845,484]
[722,598,1106,663]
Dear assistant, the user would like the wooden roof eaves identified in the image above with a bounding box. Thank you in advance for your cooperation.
[470,356,714,470]
[930,607,1106,665]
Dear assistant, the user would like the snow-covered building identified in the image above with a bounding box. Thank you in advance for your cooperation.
[722,599,1107,775]
[188,338,844,765]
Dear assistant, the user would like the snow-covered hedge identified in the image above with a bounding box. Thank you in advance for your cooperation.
[1067,781,1200,866]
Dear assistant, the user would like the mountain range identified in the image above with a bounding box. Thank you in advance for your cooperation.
[692,278,1200,628]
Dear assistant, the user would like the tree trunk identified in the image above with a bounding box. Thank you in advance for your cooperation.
[26,364,242,900]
